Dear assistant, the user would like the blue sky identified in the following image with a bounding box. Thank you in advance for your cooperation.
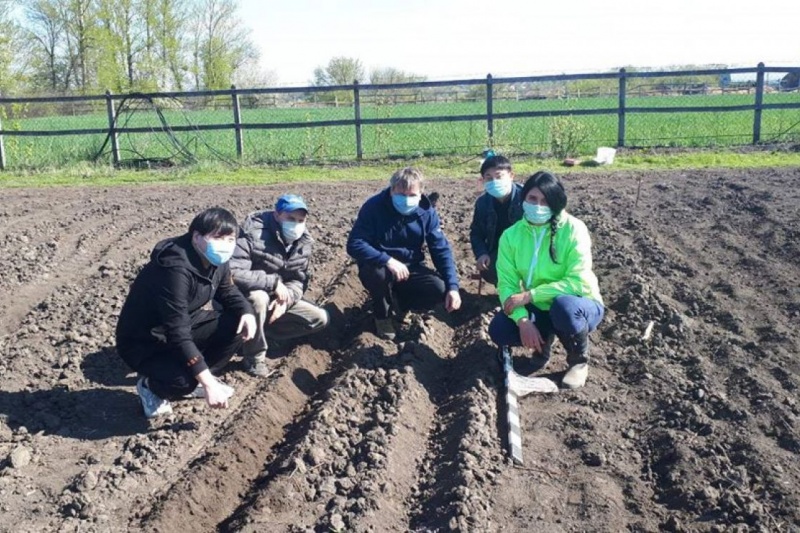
[238,0,800,85]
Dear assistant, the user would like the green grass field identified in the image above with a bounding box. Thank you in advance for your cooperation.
[2,91,799,169]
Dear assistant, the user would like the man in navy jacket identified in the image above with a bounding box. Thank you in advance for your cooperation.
[347,167,461,340]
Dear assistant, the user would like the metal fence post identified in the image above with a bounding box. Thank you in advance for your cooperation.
[231,85,243,159]
[617,68,627,147]
[486,74,494,145]
[354,80,363,161]
[753,63,765,144]
[105,90,120,166]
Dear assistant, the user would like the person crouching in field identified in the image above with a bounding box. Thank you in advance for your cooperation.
[347,167,461,340]
[488,171,604,389]
[470,153,524,286]
[116,208,256,418]
[229,194,329,377]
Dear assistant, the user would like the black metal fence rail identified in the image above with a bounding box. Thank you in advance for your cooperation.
[1,63,799,170]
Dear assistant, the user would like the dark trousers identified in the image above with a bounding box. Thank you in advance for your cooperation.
[132,309,243,400]
[488,295,604,364]
[358,263,446,319]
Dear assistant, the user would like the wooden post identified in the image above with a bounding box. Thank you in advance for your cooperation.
[354,80,363,161]
[753,63,765,144]
[231,85,243,159]
[486,74,494,145]
[0,110,6,170]
[617,68,627,147]
[105,90,120,167]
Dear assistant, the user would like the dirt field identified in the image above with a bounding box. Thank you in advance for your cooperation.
[0,167,798,533]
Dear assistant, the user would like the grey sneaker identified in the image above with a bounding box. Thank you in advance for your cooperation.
[375,317,396,340]
[189,378,235,399]
[136,376,173,418]
[562,363,589,389]
[245,351,276,378]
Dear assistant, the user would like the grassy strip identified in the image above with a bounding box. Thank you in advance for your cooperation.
[1,149,799,188]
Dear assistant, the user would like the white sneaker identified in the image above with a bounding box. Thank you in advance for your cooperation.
[136,377,173,418]
[189,378,235,400]
[562,363,589,389]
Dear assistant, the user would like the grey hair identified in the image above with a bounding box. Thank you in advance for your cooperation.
[389,167,425,192]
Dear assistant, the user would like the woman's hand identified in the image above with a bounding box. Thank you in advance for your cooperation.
[503,290,532,315]
[517,318,543,352]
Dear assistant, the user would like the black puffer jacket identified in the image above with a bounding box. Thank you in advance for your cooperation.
[229,210,313,305]
[116,233,253,375]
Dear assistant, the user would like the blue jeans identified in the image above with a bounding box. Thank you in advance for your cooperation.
[488,295,604,348]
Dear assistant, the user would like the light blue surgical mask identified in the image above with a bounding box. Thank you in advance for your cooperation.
[202,237,236,266]
[392,194,420,215]
[523,202,553,224]
[281,220,306,242]
[484,178,512,199]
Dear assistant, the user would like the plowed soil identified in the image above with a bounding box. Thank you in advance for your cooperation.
[0,168,798,533]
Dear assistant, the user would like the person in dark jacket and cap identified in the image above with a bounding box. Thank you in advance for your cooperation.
[347,167,461,340]
[470,153,524,285]
[229,194,329,377]
[116,207,256,418]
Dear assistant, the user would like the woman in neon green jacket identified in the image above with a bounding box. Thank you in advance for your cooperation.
[488,171,604,389]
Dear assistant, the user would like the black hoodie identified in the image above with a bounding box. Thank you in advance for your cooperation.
[116,233,253,375]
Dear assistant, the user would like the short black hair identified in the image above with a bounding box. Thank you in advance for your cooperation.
[521,171,567,215]
[188,207,238,237]
[480,154,512,176]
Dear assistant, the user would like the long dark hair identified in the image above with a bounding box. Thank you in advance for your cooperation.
[521,171,567,263]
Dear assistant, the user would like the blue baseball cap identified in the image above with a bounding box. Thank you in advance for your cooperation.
[275,194,309,213]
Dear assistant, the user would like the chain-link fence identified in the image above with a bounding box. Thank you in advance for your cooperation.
[1,64,799,170]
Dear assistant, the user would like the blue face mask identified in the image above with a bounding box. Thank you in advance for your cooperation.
[392,193,420,215]
[523,202,553,224]
[484,178,512,199]
[201,236,236,266]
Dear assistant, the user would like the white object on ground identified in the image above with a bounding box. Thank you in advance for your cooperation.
[594,146,616,165]
[642,320,655,341]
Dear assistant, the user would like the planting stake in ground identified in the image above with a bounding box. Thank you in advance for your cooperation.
[502,346,558,465]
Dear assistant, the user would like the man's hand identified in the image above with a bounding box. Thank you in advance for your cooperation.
[503,290,532,315]
[386,258,410,282]
[268,300,288,324]
[517,319,543,352]
[274,280,291,303]
[445,289,462,313]
[476,254,491,272]
[196,370,230,409]
[237,313,257,340]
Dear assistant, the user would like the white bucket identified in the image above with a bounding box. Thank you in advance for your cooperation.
[594,146,616,165]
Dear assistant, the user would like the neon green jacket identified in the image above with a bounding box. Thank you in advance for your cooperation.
[497,211,603,323]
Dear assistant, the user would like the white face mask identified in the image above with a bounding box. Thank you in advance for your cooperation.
[281,220,306,242]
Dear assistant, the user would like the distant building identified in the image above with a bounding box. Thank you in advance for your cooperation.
[780,71,800,91]
[719,72,784,89]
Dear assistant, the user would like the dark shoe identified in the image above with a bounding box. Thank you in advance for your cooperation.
[561,329,590,366]
[245,351,275,378]
[375,318,396,340]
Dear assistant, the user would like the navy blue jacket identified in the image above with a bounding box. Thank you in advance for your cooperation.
[469,183,524,259]
[347,188,459,290]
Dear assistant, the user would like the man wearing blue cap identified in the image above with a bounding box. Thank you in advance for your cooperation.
[230,194,329,377]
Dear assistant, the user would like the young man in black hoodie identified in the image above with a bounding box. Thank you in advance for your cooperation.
[347,167,461,340]
[116,208,256,418]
